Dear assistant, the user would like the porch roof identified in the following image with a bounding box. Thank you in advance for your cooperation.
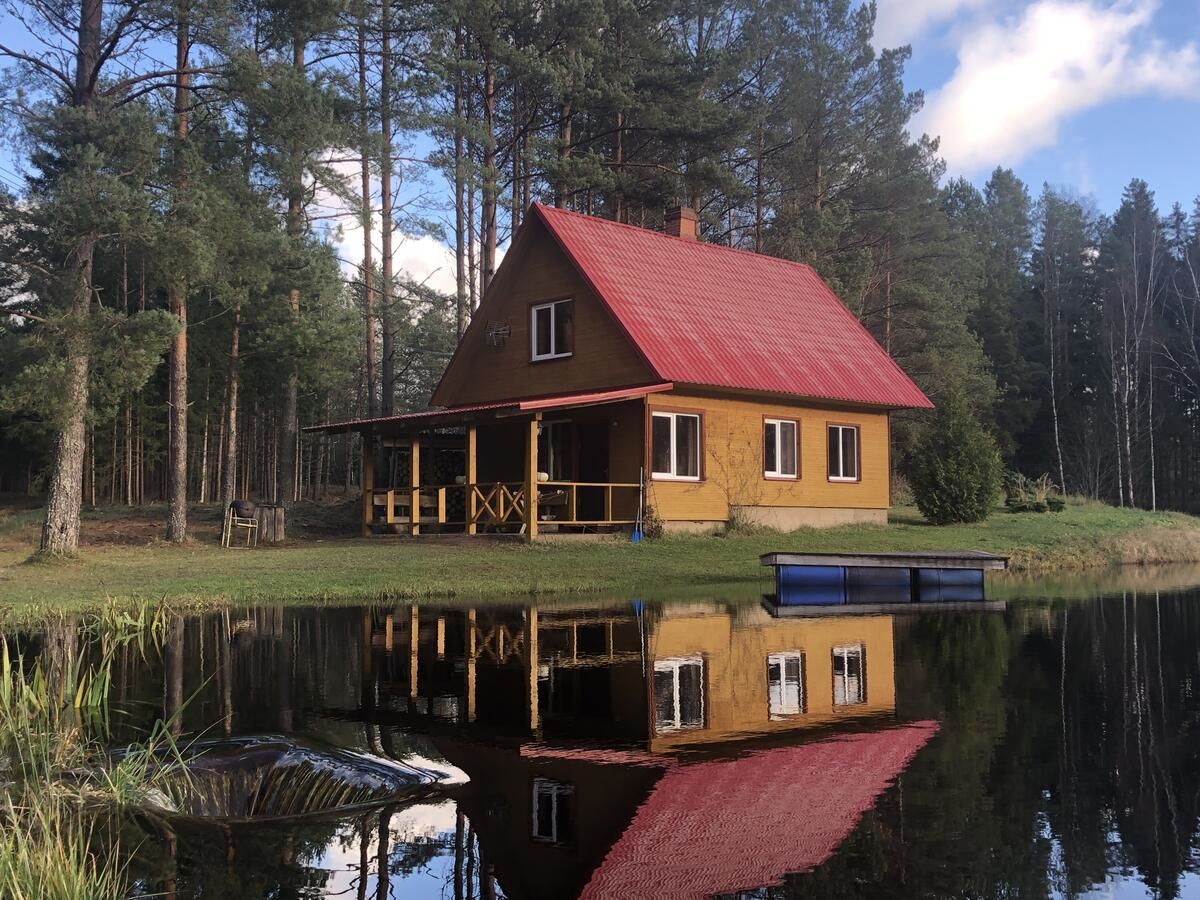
[305,382,672,435]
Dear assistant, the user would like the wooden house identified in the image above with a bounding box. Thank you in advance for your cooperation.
[310,204,932,536]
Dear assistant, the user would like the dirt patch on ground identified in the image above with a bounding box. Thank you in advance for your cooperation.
[0,498,362,552]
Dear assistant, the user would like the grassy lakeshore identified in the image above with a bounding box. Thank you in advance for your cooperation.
[2,498,1200,617]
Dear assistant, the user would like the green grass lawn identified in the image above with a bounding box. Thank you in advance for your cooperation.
[1,498,1199,617]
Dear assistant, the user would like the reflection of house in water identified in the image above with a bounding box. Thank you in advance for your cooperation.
[349,602,937,900]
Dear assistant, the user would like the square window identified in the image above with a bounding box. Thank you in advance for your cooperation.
[768,651,805,718]
[764,419,798,478]
[827,425,859,481]
[651,412,701,480]
[530,300,574,361]
[653,657,705,731]
[832,644,866,706]
[531,778,574,844]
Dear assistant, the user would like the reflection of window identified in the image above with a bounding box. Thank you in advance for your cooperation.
[531,299,574,361]
[531,778,574,844]
[827,424,859,481]
[764,418,798,478]
[651,412,701,480]
[654,657,704,731]
[832,645,866,706]
[767,651,805,718]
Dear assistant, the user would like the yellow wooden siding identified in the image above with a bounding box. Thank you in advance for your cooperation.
[431,218,655,407]
[645,391,890,520]
[647,611,896,751]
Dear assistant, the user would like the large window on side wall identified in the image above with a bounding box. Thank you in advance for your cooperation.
[764,418,798,479]
[651,411,701,480]
[832,644,866,706]
[530,298,574,361]
[654,657,705,732]
[827,424,859,482]
[767,651,805,719]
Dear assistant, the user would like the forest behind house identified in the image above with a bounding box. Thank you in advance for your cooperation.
[1,0,1198,553]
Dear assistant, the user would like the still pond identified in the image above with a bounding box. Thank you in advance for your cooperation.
[18,577,1200,899]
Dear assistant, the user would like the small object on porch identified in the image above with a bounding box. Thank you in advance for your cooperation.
[538,488,568,521]
[222,500,259,549]
[254,504,286,544]
[537,471,550,483]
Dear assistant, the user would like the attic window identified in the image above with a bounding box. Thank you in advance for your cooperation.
[531,299,574,361]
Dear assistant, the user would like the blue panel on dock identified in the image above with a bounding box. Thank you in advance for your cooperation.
[776,565,846,605]
[847,566,913,604]
[916,568,985,602]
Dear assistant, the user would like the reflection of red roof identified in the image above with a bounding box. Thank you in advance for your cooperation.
[578,721,938,900]
[533,204,932,410]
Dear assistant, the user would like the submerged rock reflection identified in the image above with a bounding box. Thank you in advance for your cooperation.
[74,589,1200,899]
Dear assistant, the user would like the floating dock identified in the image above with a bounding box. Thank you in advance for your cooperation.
[760,551,1008,609]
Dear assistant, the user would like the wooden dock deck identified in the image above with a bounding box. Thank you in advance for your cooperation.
[760,551,1008,570]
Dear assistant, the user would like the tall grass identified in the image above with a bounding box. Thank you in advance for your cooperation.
[0,603,191,900]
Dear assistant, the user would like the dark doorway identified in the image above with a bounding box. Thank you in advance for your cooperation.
[577,424,609,520]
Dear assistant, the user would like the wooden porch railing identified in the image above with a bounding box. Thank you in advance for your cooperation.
[364,481,640,534]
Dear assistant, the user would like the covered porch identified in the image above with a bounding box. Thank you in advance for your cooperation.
[307,384,669,539]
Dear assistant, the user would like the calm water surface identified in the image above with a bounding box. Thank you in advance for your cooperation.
[44,580,1200,899]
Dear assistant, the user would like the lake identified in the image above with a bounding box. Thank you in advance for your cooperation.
[22,574,1200,899]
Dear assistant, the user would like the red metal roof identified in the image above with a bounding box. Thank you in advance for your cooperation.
[532,204,933,409]
[578,721,938,900]
[305,383,672,433]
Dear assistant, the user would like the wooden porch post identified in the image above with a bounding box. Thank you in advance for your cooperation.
[526,606,539,733]
[466,425,477,535]
[409,605,419,700]
[410,436,421,536]
[360,431,374,537]
[524,417,539,540]
[466,608,477,723]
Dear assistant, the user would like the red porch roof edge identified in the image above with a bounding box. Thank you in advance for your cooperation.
[303,382,672,434]
[518,382,672,410]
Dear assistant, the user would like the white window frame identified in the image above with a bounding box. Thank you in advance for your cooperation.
[531,778,574,844]
[827,424,859,482]
[832,644,866,706]
[764,418,799,479]
[767,651,805,719]
[530,299,574,361]
[651,411,701,481]
[653,656,705,732]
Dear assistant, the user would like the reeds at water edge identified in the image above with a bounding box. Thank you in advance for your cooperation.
[0,602,191,900]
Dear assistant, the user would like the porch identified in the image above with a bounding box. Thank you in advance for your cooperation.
[308,384,669,539]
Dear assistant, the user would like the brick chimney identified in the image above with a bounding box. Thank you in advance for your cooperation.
[665,206,698,241]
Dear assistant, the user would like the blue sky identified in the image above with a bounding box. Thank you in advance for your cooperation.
[881,0,1200,213]
[2,0,1198,255]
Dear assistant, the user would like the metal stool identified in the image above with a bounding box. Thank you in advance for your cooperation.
[222,501,259,549]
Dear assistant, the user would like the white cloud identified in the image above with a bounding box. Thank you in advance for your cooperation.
[915,0,1200,174]
[312,156,461,297]
[874,0,990,48]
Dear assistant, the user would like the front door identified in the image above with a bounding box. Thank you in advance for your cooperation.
[576,424,609,520]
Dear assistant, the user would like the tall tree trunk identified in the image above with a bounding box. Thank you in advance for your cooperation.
[379,0,395,416]
[40,0,102,555]
[358,14,377,417]
[166,3,191,541]
[480,50,497,296]
[280,29,305,506]
[453,25,467,338]
[555,100,571,209]
[221,307,239,504]
[613,109,624,223]
[198,378,209,504]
